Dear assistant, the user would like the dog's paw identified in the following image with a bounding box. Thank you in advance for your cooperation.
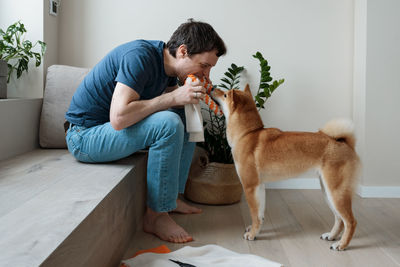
[245,225,252,233]
[243,231,256,241]
[320,232,336,241]
[330,242,345,251]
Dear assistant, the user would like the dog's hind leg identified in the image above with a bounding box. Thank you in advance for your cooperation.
[319,168,357,251]
[330,194,357,251]
[243,183,265,240]
[319,174,344,241]
[321,214,344,241]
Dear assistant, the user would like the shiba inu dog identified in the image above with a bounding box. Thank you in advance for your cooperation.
[211,85,360,251]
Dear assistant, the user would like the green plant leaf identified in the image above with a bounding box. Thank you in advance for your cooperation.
[34,52,41,66]
[221,78,230,84]
[261,60,268,68]
[263,88,271,98]
[261,70,270,77]
[23,40,32,50]
[255,95,265,106]
[0,20,46,82]
[38,40,47,55]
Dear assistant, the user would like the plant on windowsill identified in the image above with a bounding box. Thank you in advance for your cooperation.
[0,21,46,99]
[185,52,285,205]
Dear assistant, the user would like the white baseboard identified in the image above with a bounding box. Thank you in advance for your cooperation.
[265,178,321,189]
[264,178,400,198]
[357,185,400,198]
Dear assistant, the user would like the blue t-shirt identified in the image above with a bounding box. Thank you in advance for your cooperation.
[65,40,177,127]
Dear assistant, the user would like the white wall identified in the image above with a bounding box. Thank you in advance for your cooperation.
[43,0,59,78]
[353,0,367,188]
[364,0,400,187]
[353,0,400,192]
[0,99,42,161]
[59,0,354,132]
[58,0,354,182]
[0,0,44,98]
[0,0,59,160]
[2,0,399,190]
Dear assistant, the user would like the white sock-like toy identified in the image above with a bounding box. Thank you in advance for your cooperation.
[184,74,222,142]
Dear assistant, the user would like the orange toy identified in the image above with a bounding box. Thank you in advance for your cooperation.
[186,74,223,116]
[120,245,172,267]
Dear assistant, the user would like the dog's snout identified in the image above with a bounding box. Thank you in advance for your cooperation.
[211,88,224,98]
[210,88,224,103]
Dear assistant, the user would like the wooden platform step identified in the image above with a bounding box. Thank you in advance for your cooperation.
[0,149,147,267]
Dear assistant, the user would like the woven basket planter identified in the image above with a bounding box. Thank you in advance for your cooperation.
[185,162,243,205]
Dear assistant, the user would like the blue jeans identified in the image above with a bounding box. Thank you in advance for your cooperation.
[65,109,196,212]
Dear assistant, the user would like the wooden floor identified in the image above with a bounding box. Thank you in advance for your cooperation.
[123,189,400,267]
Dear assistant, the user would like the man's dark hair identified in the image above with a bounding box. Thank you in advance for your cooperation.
[167,18,227,58]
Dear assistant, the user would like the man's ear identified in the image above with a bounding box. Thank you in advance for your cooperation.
[177,44,188,58]
[244,84,252,96]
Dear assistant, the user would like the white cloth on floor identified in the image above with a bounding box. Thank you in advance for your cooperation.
[121,244,283,267]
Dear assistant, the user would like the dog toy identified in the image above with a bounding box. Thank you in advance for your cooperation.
[185,74,223,116]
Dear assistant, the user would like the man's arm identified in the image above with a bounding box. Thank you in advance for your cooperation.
[164,84,179,93]
[109,82,205,130]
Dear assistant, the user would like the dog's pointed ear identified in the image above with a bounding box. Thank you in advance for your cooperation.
[244,84,252,96]
[231,90,236,103]
[230,90,237,109]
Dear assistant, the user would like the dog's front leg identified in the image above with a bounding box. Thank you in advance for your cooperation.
[242,183,265,240]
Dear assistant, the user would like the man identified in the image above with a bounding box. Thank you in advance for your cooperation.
[65,19,226,243]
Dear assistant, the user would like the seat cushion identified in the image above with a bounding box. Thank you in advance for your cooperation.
[39,65,90,148]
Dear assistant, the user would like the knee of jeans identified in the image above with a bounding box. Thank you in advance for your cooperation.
[159,111,184,139]
[66,132,95,163]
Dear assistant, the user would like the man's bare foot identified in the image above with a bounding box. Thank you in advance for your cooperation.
[172,198,202,214]
[143,207,193,243]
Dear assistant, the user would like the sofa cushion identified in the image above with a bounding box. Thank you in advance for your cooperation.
[39,65,90,148]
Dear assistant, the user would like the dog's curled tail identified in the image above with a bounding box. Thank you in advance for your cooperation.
[320,118,356,149]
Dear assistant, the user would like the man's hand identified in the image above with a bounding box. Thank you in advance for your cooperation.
[170,79,206,106]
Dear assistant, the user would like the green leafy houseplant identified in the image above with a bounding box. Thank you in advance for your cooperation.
[198,51,285,164]
[0,21,46,83]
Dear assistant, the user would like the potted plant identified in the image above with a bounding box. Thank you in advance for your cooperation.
[185,52,284,205]
[0,21,46,99]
